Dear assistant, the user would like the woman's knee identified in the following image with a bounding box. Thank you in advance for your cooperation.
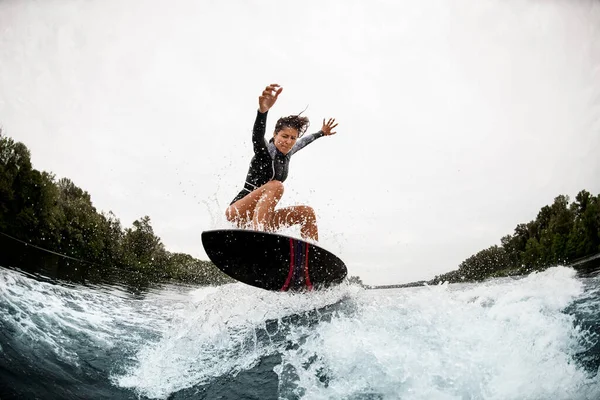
[263,180,284,195]
[298,205,316,221]
[225,206,236,222]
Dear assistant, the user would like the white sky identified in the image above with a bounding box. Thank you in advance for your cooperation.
[1,0,599,285]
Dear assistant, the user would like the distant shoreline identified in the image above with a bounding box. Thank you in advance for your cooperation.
[367,252,600,290]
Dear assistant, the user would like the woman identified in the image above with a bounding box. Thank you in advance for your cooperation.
[225,83,338,241]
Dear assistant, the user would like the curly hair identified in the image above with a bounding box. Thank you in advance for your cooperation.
[274,115,310,137]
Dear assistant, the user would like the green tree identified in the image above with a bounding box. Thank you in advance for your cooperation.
[52,177,108,261]
[1,131,232,288]
[122,216,168,274]
[348,275,365,287]
[164,252,234,285]
[432,191,600,284]
[0,134,33,235]
[457,245,510,281]
[567,190,600,259]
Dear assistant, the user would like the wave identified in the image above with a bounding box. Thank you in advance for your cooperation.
[1,266,599,400]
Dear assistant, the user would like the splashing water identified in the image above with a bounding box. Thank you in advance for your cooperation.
[1,266,599,399]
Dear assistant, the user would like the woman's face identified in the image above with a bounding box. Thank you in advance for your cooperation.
[273,127,298,154]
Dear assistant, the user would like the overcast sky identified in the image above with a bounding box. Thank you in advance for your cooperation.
[1,0,599,285]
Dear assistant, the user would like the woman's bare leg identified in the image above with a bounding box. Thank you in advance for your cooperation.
[252,181,284,231]
[226,189,264,227]
[225,180,284,228]
[226,181,318,240]
[272,205,319,241]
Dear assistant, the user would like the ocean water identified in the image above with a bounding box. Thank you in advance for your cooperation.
[0,265,599,399]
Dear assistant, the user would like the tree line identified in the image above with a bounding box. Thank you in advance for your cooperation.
[430,190,600,284]
[0,131,234,287]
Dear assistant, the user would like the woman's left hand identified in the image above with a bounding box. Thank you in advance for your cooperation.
[321,118,338,136]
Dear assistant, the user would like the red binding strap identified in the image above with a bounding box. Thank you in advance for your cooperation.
[304,243,313,291]
[281,238,295,291]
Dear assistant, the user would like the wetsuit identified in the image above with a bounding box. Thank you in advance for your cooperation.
[230,110,324,205]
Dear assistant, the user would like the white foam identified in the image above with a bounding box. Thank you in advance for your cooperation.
[275,266,600,400]
[114,282,357,398]
[114,267,600,400]
[277,268,600,399]
[0,268,184,366]
[3,266,598,399]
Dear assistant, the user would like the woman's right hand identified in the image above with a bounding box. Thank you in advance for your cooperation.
[258,84,283,113]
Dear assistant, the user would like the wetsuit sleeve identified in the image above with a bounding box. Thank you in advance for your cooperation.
[289,131,325,155]
[252,110,269,154]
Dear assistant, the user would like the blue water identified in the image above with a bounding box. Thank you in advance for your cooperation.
[1,265,599,399]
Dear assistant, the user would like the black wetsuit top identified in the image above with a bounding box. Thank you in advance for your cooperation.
[230,110,324,205]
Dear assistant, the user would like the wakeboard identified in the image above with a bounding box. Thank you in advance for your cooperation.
[201,229,347,292]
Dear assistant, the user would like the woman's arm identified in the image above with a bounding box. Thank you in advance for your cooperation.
[252,84,283,154]
[252,110,269,154]
[290,118,338,155]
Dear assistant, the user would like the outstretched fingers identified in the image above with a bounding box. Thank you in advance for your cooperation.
[263,84,282,98]
[259,84,283,113]
[322,117,338,136]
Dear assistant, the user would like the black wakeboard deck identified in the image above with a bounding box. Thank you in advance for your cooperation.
[201,229,347,292]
